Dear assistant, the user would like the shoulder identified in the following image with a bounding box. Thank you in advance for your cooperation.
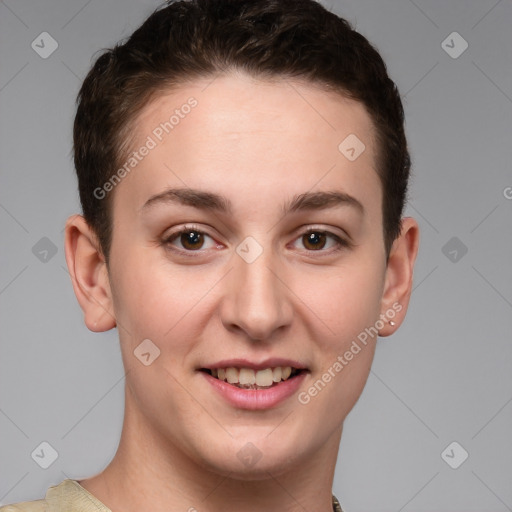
[0,479,99,512]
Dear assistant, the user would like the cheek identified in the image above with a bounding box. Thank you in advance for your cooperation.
[292,254,384,415]
[293,260,385,347]
[109,249,211,350]
[294,267,382,438]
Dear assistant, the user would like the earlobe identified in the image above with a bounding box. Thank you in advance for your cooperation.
[378,217,420,337]
[64,214,117,332]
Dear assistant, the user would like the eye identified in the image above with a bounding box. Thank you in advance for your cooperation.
[162,225,350,255]
[163,226,218,251]
[292,229,349,252]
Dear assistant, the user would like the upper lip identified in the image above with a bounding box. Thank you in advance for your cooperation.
[199,358,308,371]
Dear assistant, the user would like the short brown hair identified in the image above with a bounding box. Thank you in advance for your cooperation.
[73,0,410,262]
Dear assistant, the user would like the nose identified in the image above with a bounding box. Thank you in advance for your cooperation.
[219,248,293,341]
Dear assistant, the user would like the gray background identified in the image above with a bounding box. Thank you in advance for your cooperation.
[1,0,511,510]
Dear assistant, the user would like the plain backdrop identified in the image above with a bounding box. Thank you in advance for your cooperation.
[1,1,511,511]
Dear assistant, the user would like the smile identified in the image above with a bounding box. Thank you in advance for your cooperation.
[201,366,302,389]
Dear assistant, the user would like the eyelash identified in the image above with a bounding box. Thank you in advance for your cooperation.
[162,224,351,256]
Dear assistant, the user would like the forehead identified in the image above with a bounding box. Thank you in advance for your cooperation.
[114,72,381,221]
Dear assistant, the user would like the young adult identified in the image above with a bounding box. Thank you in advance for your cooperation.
[0,1,419,510]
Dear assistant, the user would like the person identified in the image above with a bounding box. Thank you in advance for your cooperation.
[0,0,419,510]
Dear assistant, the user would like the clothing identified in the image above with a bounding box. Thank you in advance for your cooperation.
[0,480,109,512]
[0,479,344,512]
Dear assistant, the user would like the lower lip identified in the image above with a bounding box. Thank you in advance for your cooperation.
[201,371,308,410]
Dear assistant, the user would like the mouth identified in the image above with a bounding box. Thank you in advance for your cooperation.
[199,366,305,390]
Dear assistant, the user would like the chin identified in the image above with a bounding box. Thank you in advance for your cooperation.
[193,435,309,481]
[209,453,298,481]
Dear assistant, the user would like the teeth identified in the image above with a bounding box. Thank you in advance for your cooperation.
[239,368,256,385]
[255,368,274,387]
[272,367,282,382]
[225,367,239,384]
[210,366,297,386]
[282,366,292,380]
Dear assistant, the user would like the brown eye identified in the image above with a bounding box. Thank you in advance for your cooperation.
[164,228,217,252]
[292,229,349,253]
[302,231,327,250]
[180,231,204,250]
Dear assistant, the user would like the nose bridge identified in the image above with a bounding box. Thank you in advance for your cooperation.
[221,244,292,340]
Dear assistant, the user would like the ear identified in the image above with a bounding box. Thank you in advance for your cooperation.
[378,217,419,336]
[64,214,117,332]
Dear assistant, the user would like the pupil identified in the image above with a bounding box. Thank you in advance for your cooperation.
[182,231,203,250]
[304,232,326,250]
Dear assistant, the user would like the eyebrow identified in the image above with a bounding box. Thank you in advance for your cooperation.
[141,187,364,216]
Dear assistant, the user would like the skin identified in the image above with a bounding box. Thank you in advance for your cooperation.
[65,71,419,512]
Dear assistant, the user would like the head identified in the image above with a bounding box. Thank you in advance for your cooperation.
[74,0,410,265]
[66,0,418,479]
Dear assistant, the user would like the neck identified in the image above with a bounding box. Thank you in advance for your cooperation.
[79,385,342,512]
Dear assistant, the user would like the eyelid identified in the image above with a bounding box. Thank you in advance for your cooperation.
[162,222,352,256]
[162,224,222,253]
[291,225,352,252]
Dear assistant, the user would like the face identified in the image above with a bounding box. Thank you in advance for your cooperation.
[100,73,394,478]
